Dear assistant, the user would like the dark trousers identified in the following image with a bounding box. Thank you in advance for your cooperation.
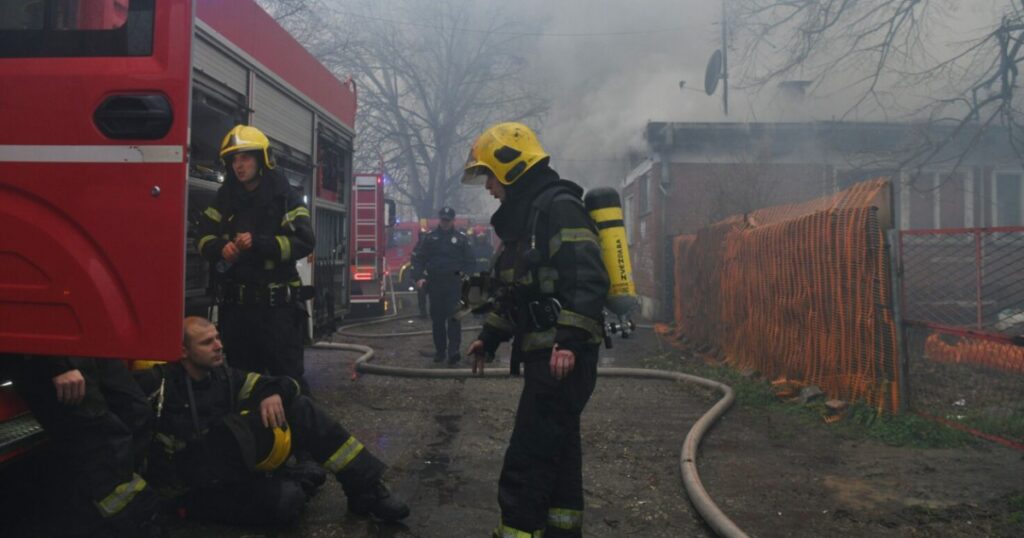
[498,351,598,535]
[417,286,428,317]
[9,358,159,536]
[176,395,385,526]
[220,303,309,393]
[427,277,462,357]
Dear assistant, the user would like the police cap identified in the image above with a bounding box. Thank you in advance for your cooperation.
[439,206,456,220]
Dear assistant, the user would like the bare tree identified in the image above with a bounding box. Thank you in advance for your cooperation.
[732,0,1024,171]
[263,0,547,219]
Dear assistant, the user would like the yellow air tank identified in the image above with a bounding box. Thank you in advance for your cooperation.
[584,188,638,316]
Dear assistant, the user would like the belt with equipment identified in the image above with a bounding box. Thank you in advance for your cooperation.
[218,283,314,307]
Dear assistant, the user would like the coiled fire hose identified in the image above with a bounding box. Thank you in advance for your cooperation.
[311,337,748,538]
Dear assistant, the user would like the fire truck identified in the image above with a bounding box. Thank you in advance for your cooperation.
[0,0,356,460]
[349,173,395,315]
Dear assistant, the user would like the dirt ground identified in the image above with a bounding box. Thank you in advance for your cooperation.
[2,306,1022,537]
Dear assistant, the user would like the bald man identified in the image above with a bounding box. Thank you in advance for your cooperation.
[133,317,408,526]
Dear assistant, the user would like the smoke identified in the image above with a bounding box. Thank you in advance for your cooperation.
[512,0,1008,188]
[518,0,726,187]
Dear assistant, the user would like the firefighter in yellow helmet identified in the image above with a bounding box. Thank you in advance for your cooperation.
[131,317,409,526]
[194,125,315,393]
[464,122,610,537]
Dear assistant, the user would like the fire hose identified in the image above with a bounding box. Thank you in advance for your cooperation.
[312,336,748,537]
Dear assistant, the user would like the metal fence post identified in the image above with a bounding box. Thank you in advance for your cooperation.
[886,179,910,413]
[887,229,910,413]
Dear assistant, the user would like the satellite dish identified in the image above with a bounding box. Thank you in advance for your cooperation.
[704,49,723,96]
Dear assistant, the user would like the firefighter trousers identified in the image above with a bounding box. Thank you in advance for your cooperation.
[497,351,598,536]
[8,358,159,537]
[219,302,310,394]
[178,394,386,526]
[427,275,462,357]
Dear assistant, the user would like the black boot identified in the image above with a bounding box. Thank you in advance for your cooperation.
[347,482,409,521]
[282,456,328,499]
[447,353,460,366]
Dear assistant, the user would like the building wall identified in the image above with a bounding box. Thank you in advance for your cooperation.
[623,160,832,320]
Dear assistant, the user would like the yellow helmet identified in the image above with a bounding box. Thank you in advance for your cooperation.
[220,125,275,170]
[463,122,549,186]
[254,425,292,471]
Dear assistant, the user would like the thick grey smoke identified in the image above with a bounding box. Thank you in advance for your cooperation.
[514,0,1006,188]
[519,0,726,187]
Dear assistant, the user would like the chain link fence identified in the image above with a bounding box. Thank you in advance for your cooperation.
[898,228,1024,448]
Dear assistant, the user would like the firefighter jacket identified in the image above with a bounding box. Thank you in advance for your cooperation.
[409,226,474,281]
[476,165,610,363]
[133,363,301,493]
[195,169,314,288]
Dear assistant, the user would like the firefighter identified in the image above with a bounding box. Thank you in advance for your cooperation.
[133,317,409,526]
[469,226,495,274]
[4,356,162,537]
[410,207,475,365]
[463,122,610,537]
[195,125,314,393]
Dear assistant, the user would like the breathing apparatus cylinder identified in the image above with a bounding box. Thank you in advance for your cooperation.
[584,188,638,316]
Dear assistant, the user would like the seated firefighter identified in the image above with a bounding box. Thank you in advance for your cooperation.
[133,316,409,526]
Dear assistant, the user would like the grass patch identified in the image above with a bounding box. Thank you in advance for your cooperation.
[836,404,975,448]
[635,350,977,448]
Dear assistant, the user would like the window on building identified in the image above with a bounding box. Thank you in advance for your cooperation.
[938,172,966,229]
[994,173,1023,226]
[638,173,650,214]
[907,172,936,229]
[905,171,969,229]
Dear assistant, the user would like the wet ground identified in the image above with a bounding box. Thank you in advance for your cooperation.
[2,306,1023,537]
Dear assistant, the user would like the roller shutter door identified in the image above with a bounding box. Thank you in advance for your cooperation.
[193,36,248,95]
[253,76,313,156]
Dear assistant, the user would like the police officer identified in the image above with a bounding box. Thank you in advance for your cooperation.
[410,207,474,365]
[4,356,162,537]
[463,122,610,538]
[133,317,409,526]
[195,125,314,392]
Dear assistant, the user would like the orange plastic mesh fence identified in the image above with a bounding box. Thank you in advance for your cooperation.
[665,179,900,412]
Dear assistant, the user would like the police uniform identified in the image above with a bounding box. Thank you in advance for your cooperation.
[410,207,474,363]
[133,362,407,524]
[195,126,314,391]
[463,123,610,537]
[5,356,161,537]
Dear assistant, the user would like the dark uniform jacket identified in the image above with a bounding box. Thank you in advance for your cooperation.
[134,363,301,492]
[476,166,610,363]
[409,226,474,281]
[195,169,314,289]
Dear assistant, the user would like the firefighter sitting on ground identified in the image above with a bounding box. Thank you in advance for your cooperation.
[2,355,162,537]
[133,316,409,526]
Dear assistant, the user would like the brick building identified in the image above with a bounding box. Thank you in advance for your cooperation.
[622,121,1024,320]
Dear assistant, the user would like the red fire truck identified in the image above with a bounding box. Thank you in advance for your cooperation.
[0,0,356,461]
[349,173,395,315]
